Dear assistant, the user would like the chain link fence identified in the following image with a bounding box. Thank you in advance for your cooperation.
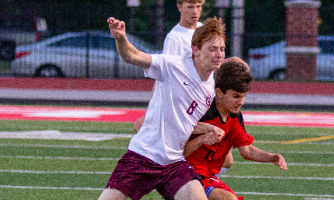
[1,2,333,81]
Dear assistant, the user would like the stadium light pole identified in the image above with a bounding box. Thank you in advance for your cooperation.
[127,0,140,34]
[231,0,244,58]
[155,0,164,49]
[215,0,230,23]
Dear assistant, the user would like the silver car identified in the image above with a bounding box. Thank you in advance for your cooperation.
[11,31,161,79]
[248,36,334,81]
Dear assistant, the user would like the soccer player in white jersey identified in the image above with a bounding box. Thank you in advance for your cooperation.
[134,0,234,175]
[98,17,226,200]
[163,0,204,58]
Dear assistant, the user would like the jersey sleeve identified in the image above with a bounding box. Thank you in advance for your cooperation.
[144,54,181,82]
[144,54,163,81]
[230,112,254,148]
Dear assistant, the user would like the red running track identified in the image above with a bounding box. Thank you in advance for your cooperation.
[0,105,334,128]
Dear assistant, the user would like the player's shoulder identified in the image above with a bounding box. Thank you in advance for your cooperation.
[154,54,185,67]
[166,26,185,38]
[229,111,245,124]
[200,101,219,122]
[229,111,243,119]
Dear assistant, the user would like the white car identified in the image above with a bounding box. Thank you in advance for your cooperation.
[248,36,334,81]
[11,31,161,79]
[0,16,49,46]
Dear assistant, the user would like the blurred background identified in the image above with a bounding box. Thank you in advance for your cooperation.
[0,0,333,81]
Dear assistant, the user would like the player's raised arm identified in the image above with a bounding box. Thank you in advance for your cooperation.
[107,17,151,69]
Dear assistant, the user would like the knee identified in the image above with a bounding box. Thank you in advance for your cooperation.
[223,157,233,169]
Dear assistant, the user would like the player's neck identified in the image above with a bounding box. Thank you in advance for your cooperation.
[193,62,212,81]
[215,99,229,122]
[179,19,198,30]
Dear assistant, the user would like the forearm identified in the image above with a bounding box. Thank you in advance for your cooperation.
[240,145,275,162]
[192,122,211,134]
[184,136,204,158]
[239,145,287,170]
[115,37,151,69]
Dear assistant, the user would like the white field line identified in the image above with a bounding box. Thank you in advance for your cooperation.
[2,143,334,155]
[0,185,102,190]
[0,131,134,141]
[231,149,334,155]
[0,169,111,174]
[219,175,334,181]
[235,192,334,198]
[1,169,333,181]
[0,143,127,149]
[0,155,120,161]
[0,185,333,199]
[233,161,334,167]
[1,155,332,167]
[254,140,334,145]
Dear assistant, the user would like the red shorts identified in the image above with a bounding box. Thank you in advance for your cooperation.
[105,150,201,200]
[202,175,243,200]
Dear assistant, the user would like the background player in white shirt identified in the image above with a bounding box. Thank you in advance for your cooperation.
[98,16,226,200]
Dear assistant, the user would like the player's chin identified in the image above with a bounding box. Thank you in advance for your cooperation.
[232,107,241,113]
[212,63,221,70]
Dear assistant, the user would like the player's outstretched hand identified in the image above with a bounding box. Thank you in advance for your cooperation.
[272,153,288,171]
[107,17,126,40]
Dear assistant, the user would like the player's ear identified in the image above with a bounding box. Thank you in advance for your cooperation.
[177,3,182,11]
[192,46,199,57]
[215,88,223,98]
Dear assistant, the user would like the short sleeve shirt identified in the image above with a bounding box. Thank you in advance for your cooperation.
[163,22,202,58]
[185,99,254,176]
[128,54,215,165]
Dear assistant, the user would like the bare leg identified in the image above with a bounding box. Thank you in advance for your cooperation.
[98,187,128,200]
[208,188,238,200]
[222,150,233,169]
[174,179,208,200]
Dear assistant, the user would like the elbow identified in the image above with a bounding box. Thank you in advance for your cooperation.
[121,55,133,64]
[240,152,251,160]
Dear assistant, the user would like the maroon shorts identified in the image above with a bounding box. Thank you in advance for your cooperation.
[105,150,201,200]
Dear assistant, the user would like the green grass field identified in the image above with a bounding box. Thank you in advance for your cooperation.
[0,117,333,200]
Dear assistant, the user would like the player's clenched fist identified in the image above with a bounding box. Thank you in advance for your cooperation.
[192,122,225,145]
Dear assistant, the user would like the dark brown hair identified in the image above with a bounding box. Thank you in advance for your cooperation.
[215,61,253,93]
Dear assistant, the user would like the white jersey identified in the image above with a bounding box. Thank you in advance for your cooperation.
[128,54,215,165]
[163,22,202,58]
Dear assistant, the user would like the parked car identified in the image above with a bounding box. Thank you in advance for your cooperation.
[248,36,334,81]
[11,31,161,79]
[0,16,49,45]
